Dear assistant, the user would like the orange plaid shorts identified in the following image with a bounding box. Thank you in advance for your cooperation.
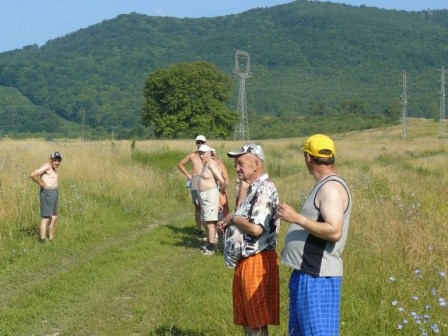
[232,249,280,328]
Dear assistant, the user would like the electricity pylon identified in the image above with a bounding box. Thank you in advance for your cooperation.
[233,50,250,140]
[440,66,446,138]
[401,70,408,139]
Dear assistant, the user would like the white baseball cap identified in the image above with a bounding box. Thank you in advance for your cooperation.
[195,135,206,142]
[198,144,212,153]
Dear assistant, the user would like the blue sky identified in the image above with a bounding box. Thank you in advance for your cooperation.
[0,0,447,52]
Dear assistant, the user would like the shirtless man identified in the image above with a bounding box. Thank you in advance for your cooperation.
[211,148,231,249]
[211,148,230,219]
[198,144,226,255]
[177,135,206,236]
[30,151,62,242]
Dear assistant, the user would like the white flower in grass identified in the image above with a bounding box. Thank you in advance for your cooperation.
[425,304,432,309]
[439,298,446,307]
[411,312,422,321]
[431,323,440,334]
[389,276,396,282]
[398,307,405,312]
[415,269,423,279]
[431,288,437,296]
[412,296,419,301]
[440,271,446,278]
[392,300,399,306]
[397,324,403,330]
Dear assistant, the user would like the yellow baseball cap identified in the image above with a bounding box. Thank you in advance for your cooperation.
[303,134,335,158]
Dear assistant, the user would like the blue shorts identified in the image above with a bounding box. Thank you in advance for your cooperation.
[288,270,342,336]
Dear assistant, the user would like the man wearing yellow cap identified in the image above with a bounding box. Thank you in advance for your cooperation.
[279,134,352,336]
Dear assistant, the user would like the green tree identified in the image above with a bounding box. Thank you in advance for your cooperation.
[141,61,237,139]
[384,100,402,122]
[337,99,369,115]
[306,101,333,116]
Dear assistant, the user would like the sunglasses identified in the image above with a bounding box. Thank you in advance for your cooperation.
[196,141,205,144]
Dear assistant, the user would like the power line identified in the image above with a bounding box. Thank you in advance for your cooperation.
[233,50,250,140]
[401,70,408,139]
[440,66,446,138]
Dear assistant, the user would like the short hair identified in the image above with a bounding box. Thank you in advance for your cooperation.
[310,154,335,165]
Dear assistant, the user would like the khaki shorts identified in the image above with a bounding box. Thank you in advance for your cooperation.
[199,188,219,222]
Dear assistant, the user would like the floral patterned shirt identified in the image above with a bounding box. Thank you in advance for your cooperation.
[224,174,280,267]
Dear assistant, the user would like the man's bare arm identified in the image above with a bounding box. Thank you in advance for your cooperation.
[209,161,226,190]
[278,182,347,242]
[219,161,230,185]
[30,163,50,188]
[177,154,193,180]
[219,213,264,237]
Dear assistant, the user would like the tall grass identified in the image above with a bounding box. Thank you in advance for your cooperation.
[0,119,446,335]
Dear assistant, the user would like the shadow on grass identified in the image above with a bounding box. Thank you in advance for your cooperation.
[151,325,206,336]
[163,225,203,250]
[19,225,39,237]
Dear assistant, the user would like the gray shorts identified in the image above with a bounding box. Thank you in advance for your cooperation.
[199,188,219,222]
[40,188,59,217]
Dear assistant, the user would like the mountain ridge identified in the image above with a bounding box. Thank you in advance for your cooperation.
[1,0,447,138]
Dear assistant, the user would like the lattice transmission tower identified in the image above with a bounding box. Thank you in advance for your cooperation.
[233,50,250,140]
[401,70,408,139]
[440,66,446,138]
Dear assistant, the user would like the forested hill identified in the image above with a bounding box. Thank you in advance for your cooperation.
[1,0,447,138]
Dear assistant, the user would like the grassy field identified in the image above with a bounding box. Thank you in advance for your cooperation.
[0,119,447,335]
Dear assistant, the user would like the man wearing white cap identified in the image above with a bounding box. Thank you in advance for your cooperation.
[210,148,230,220]
[178,135,207,236]
[198,144,226,255]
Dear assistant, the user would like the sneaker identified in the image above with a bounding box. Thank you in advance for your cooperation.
[202,248,215,256]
